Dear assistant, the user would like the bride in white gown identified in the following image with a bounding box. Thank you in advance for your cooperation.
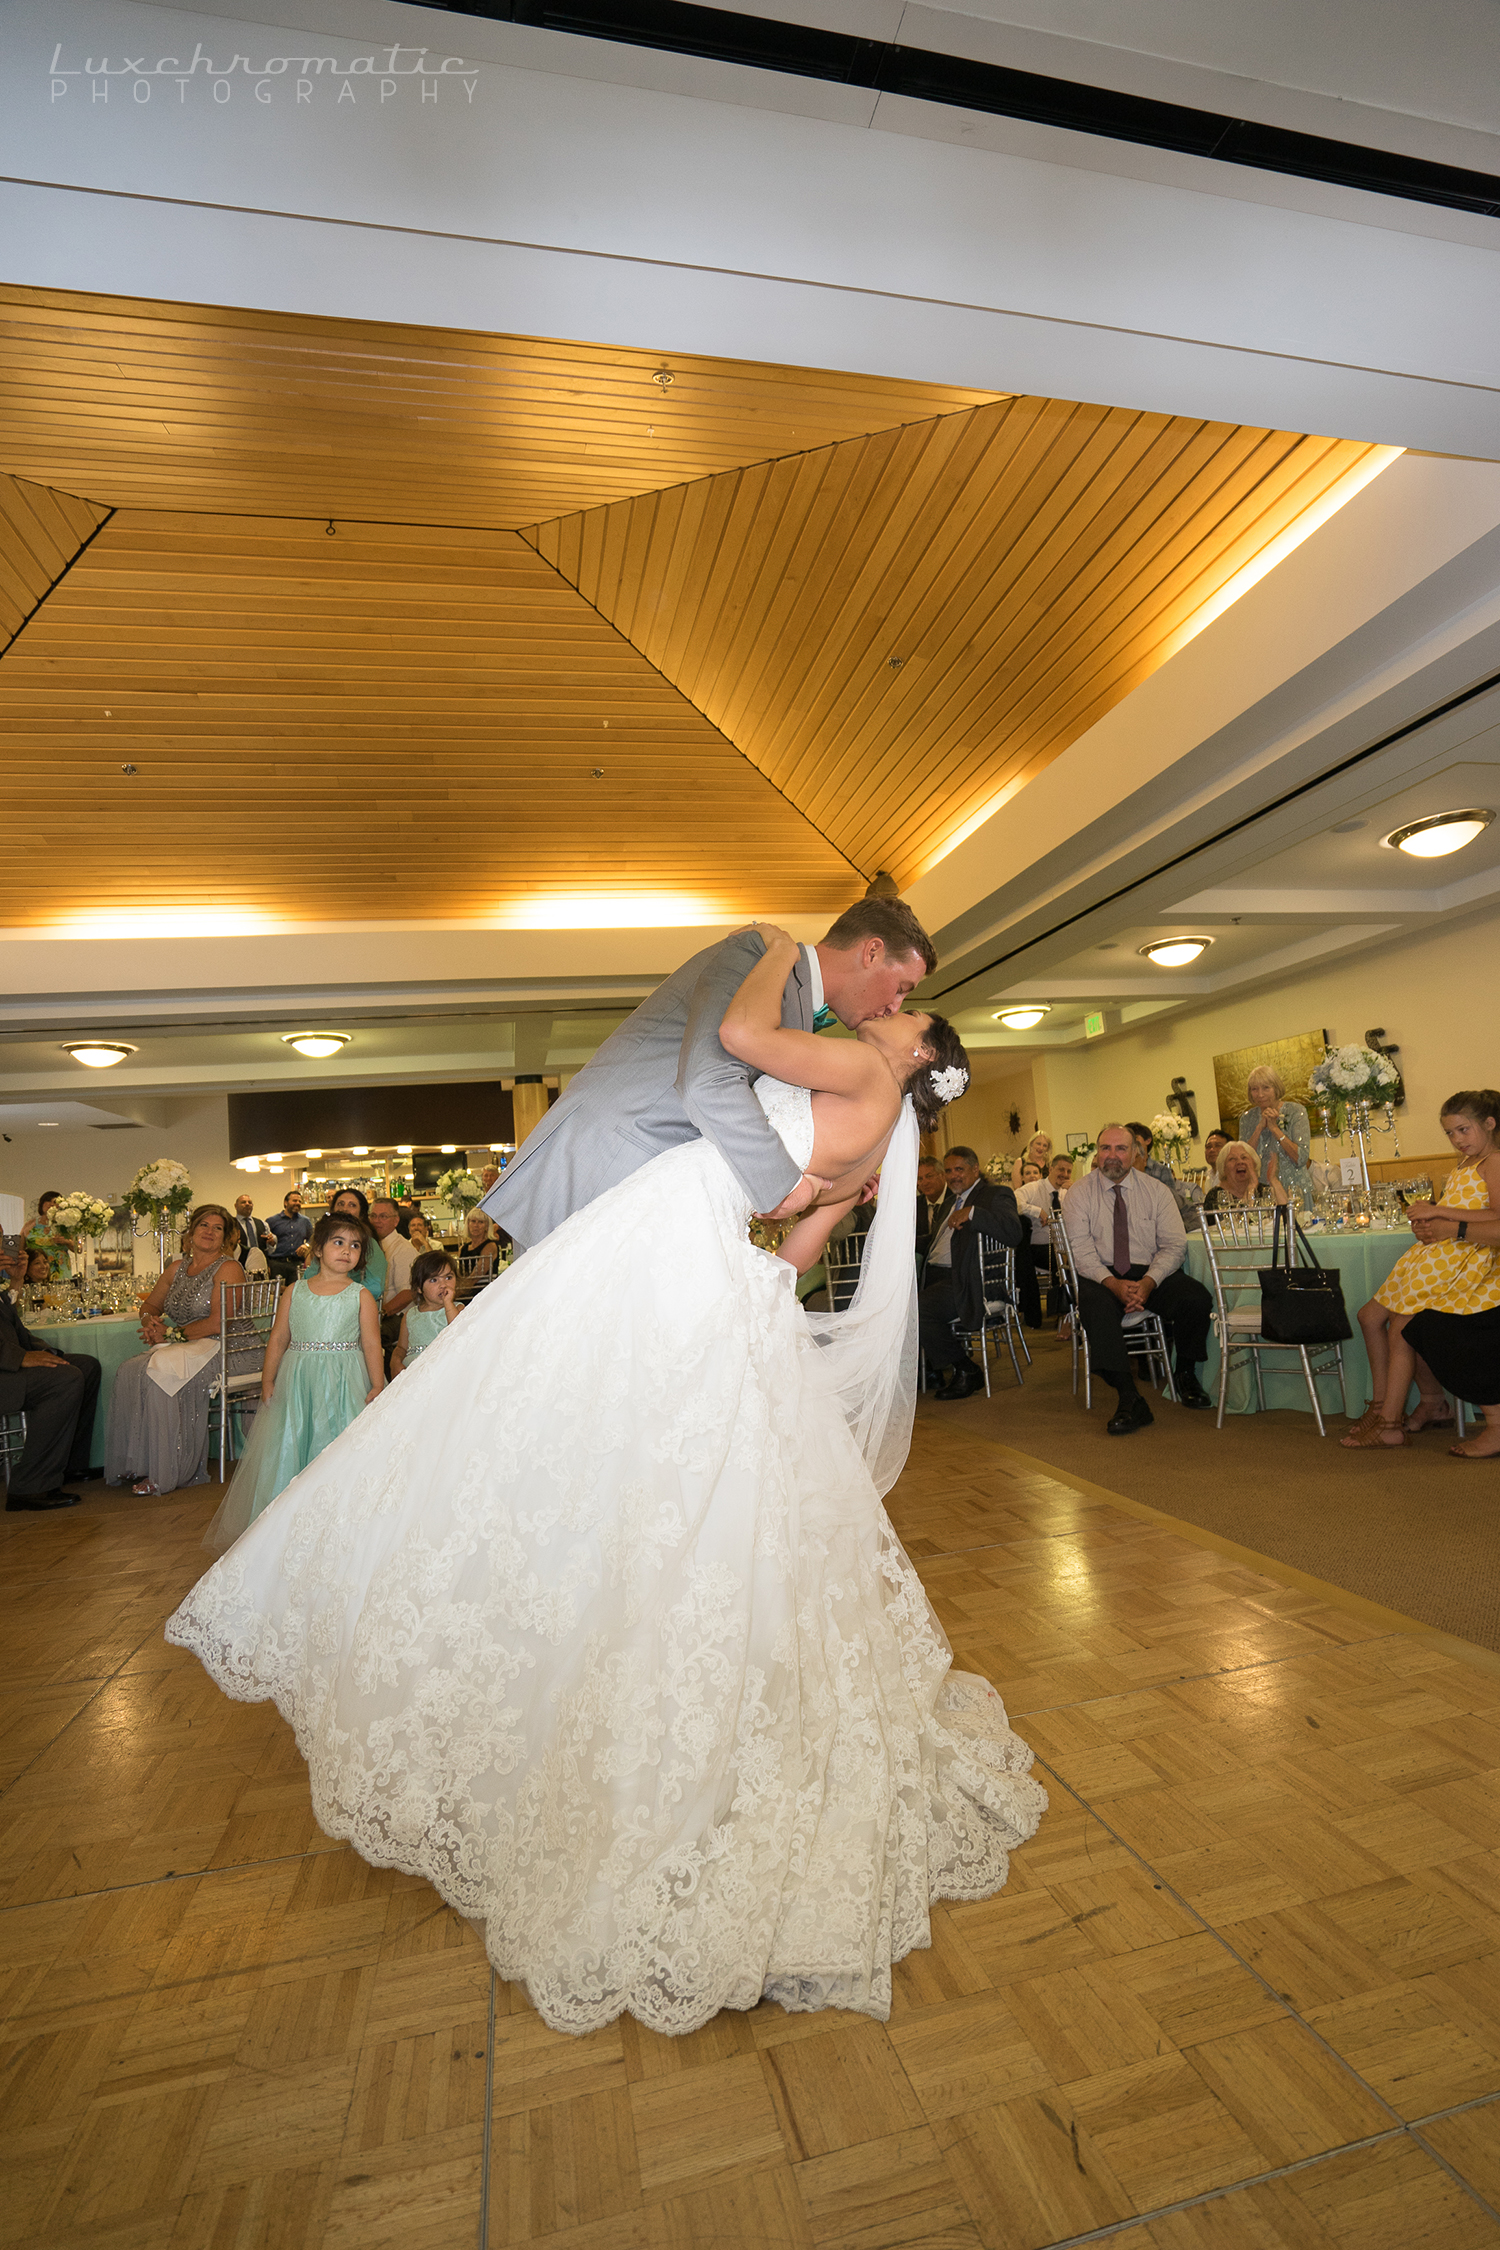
[166,930,1045,2036]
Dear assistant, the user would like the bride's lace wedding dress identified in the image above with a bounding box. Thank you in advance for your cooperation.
[166,1079,1045,2035]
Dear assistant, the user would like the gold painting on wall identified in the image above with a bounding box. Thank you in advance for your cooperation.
[1213,1031,1327,1135]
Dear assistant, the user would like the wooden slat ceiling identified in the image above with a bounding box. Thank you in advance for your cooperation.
[0,287,1000,530]
[526,398,1379,884]
[0,471,109,656]
[0,285,1382,926]
[0,513,856,922]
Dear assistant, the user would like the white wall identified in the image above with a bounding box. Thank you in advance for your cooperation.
[1028,905,1500,1158]
[4,1095,240,1233]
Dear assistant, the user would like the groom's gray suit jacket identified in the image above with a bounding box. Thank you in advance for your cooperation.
[481,930,816,1250]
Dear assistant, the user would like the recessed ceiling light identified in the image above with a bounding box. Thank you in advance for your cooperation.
[62,1041,137,1068]
[1383,808,1494,858]
[1140,937,1212,968]
[264,1153,282,1164]
[441,1144,457,1155]
[992,1005,1051,1031]
[37,1120,59,1127]
[281,1031,351,1059]
[304,1149,322,1159]
[397,1145,413,1154]
[351,1147,369,1157]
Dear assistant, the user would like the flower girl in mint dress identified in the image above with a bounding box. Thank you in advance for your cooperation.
[203,1213,385,1553]
[390,1251,459,1375]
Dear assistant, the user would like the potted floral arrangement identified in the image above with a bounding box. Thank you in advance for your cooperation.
[1149,1111,1194,1175]
[435,1166,483,1221]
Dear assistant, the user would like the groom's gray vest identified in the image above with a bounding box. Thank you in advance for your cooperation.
[481,929,816,1250]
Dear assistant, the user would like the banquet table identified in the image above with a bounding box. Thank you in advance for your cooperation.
[23,1311,150,1463]
[1182,1225,1411,1418]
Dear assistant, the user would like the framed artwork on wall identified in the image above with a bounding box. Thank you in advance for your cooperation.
[1212,1031,1327,1134]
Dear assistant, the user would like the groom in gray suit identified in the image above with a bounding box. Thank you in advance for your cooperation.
[482,898,938,1251]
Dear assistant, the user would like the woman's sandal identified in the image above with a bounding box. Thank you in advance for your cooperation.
[132,1479,161,1495]
[1341,1403,1384,1443]
[1450,1436,1500,1460]
[1339,1418,1405,1450]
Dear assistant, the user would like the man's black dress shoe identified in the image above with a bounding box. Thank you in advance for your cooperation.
[1106,1395,1154,1436]
[6,1489,80,1511]
[1176,1381,1214,1411]
[935,1365,985,1402]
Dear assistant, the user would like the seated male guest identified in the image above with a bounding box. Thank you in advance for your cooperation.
[916,1158,951,1266]
[919,1146,1023,1401]
[1063,1122,1215,1433]
[0,1239,102,1509]
[1127,1122,1177,1187]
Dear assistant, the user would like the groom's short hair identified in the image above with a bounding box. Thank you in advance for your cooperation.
[822,898,936,975]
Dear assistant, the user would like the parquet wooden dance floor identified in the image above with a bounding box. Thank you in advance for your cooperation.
[4,1409,1500,2249]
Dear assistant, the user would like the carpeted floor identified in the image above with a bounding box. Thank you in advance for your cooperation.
[923,1329,1500,1654]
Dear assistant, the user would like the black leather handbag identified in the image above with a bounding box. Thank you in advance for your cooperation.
[1257,1208,1352,1345]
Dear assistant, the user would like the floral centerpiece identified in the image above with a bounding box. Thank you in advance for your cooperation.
[123,1158,194,1222]
[1308,1044,1399,1121]
[435,1166,483,1216]
[50,1191,115,1239]
[1150,1111,1194,1173]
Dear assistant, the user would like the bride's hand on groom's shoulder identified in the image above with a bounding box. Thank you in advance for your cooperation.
[731,920,796,951]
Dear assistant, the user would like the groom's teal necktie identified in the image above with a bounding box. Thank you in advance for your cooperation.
[813,1007,837,1031]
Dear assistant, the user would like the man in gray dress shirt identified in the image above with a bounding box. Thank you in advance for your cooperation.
[482,899,938,1251]
[1063,1123,1215,1434]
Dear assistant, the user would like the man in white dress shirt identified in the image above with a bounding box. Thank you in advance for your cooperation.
[1016,1153,1073,1324]
[1063,1123,1214,1434]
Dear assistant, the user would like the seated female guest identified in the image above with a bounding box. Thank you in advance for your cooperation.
[458,1209,510,1294]
[1010,1133,1051,1190]
[1342,1089,1500,1450]
[104,1205,246,1495]
[24,1191,73,1281]
[406,1209,439,1257]
[1239,1066,1313,1204]
[1202,1141,1263,1210]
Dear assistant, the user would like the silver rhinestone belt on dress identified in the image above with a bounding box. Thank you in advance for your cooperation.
[287,1340,362,1352]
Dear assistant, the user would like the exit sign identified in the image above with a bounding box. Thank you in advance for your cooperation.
[1084,1011,1106,1038]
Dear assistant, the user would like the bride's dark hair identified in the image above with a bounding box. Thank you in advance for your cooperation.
[906,1014,970,1135]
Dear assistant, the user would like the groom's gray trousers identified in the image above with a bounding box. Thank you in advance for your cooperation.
[481,930,816,1250]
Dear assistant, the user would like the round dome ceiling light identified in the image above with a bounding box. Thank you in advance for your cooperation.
[282,1031,351,1059]
[992,1005,1051,1031]
[1383,808,1494,858]
[63,1041,136,1068]
[1140,937,1212,968]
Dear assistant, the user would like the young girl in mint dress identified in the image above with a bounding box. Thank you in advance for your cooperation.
[203,1213,385,1552]
[391,1251,459,1374]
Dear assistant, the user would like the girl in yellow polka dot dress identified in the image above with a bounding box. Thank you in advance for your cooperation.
[1342,1089,1500,1448]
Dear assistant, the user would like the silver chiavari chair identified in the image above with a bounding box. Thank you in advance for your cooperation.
[209,1278,282,1480]
[1197,1206,1345,1435]
[822,1230,865,1313]
[946,1236,1029,1394]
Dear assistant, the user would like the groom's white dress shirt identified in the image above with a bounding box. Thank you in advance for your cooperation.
[803,945,824,1017]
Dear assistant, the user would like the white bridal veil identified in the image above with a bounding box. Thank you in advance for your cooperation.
[802,1095,920,1498]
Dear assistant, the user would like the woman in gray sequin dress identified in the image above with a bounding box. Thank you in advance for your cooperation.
[105,1206,247,1495]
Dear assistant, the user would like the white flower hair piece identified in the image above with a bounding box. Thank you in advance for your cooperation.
[929,1063,969,1105]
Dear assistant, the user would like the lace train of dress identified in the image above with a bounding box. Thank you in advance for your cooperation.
[165,1080,1045,2035]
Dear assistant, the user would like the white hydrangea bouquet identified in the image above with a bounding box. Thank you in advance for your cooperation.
[435,1166,483,1213]
[50,1190,115,1239]
[1309,1044,1399,1117]
[1150,1111,1193,1152]
[123,1157,194,1220]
